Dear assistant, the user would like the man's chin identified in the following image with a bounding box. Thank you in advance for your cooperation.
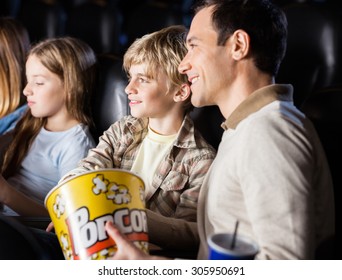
[191,99,206,108]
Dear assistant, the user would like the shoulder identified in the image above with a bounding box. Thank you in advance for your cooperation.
[183,130,217,162]
[231,101,317,158]
[56,124,95,149]
[0,105,28,135]
[177,114,217,157]
[108,115,148,134]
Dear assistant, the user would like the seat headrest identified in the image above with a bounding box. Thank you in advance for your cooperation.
[92,54,129,140]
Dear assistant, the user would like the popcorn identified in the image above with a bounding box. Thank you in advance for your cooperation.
[107,183,132,204]
[135,241,149,252]
[92,174,132,205]
[92,174,109,194]
[90,247,116,260]
[45,169,148,260]
[60,232,72,259]
[53,194,66,218]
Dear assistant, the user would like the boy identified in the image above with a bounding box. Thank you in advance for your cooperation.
[59,25,216,254]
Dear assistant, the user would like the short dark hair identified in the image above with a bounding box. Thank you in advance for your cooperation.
[194,0,288,77]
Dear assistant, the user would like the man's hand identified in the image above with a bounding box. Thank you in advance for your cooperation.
[105,221,166,260]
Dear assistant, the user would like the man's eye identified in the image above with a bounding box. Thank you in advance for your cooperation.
[189,43,196,49]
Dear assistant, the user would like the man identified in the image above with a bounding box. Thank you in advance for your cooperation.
[106,0,335,259]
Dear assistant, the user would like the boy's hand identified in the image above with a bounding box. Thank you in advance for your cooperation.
[46,221,54,232]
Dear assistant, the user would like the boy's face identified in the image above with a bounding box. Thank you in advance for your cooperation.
[125,63,176,119]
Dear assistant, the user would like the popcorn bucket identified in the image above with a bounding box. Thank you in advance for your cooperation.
[45,168,148,260]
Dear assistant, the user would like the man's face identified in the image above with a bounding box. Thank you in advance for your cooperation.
[178,6,231,108]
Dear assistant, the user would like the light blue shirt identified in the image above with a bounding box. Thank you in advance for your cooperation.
[3,123,95,215]
[0,105,28,135]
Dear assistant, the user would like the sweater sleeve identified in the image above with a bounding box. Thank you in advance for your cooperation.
[146,209,199,253]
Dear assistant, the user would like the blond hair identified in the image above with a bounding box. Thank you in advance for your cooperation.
[0,17,30,118]
[123,25,192,111]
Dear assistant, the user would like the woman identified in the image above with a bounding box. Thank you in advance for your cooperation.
[0,17,30,135]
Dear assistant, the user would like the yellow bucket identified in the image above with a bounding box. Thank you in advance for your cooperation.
[44,168,148,260]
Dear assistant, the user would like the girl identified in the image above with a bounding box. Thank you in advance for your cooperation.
[0,37,96,216]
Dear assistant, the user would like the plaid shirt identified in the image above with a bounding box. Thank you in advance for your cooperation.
[61,114,216,222]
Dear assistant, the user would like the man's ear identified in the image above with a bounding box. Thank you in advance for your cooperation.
[174,83,191,103]
[231,29,250,60]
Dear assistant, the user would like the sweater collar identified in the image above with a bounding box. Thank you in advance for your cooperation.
[222,84,293,130]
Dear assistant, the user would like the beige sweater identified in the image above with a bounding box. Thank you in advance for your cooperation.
[197,84,335,259]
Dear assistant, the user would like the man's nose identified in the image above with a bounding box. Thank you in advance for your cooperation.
[178,55,190,74]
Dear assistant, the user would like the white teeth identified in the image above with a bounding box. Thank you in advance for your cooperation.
[191,77,199,84]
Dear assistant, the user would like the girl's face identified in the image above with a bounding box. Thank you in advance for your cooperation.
[124,63,176,119]
[23,54,66,120]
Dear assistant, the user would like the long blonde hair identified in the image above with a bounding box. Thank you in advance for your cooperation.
[0,17,30,118]
[1,37,97,178]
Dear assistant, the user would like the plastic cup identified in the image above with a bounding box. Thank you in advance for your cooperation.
[45,168,148,260]
[207,233,259,260]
